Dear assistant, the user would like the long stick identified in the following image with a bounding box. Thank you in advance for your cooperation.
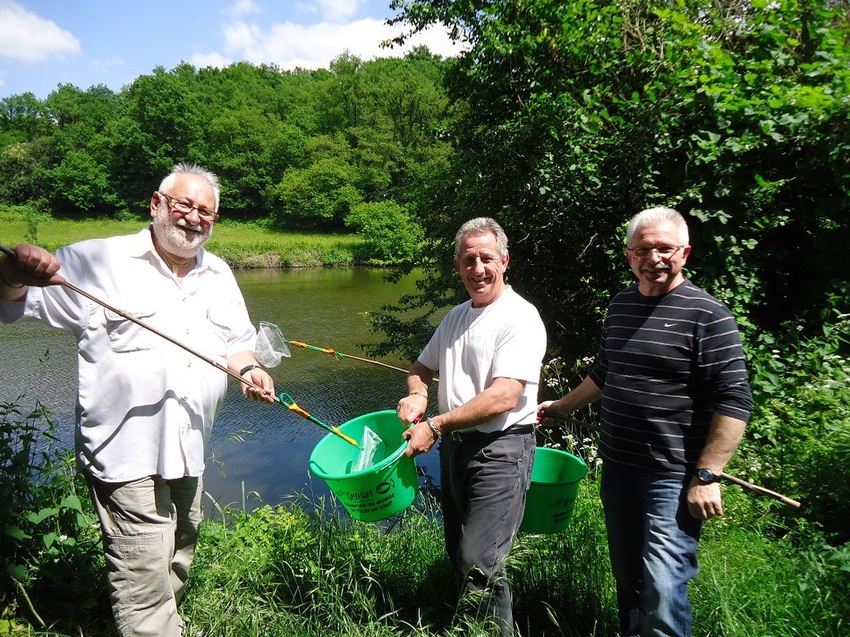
[286,338,422,377]
[551,415,801,508]
[0,243,358,447]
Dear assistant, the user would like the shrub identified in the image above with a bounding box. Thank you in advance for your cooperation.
[0,400,107,631]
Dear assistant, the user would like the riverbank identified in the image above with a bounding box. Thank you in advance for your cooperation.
[0,206,366,268]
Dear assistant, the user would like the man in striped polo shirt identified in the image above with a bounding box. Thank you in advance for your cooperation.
[538,207,753,637]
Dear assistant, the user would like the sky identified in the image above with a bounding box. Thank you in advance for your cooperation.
[0,0,465,100]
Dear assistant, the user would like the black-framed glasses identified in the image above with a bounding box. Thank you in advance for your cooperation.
[159,192,219,222]
[627,245,684,259]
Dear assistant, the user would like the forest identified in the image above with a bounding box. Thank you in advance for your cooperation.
[1,0,849,634]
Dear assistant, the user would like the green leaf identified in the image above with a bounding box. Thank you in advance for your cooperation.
[4,525,32,541]
[43,532,57,549]
[23,507,60,524]
[6,563,27,580]
[60,494,83,512]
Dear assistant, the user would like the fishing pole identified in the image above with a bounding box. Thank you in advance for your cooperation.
[0,243,358,447]
[258,321,438,380]
[543,414,801,508]
[277,392,357,446]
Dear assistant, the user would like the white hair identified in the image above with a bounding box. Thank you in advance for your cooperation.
[626,207,689,245]
[158,163,221,211]
[454,217,508,259]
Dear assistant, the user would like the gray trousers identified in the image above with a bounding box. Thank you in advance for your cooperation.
[440,430,535,636]
[87,473,203,637]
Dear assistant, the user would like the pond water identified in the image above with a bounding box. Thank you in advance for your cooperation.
[0,267,441,516]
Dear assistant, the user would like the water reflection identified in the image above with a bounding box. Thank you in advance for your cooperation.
[0,267,441,517]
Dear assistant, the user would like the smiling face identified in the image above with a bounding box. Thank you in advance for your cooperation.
[454,230,509,307]
[150,173,216,259]
[626,220,691,296]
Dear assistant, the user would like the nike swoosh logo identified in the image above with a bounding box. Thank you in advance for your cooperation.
[664,323,676,327]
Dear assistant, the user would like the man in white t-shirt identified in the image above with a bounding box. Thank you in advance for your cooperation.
[396,217,546,636]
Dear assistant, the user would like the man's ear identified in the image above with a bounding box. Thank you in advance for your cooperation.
[150,192,162,219]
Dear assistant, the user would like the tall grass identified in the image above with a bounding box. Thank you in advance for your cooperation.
[0,207,364,268]
[175,480,845,637]
[4,452,847,635]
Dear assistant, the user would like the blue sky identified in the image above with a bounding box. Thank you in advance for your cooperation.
[0,0,464,100]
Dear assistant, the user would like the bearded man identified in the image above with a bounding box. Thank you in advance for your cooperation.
[0,163,275,637]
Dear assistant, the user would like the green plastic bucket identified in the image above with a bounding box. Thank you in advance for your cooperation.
[309,410,417,522]
[520,447,588,534]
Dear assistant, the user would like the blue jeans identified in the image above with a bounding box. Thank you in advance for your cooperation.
[600,462,702,637]
[440,430,535,636]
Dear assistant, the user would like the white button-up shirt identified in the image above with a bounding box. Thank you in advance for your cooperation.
[0,228,257,482]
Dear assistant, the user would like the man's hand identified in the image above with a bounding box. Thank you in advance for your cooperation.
[1,243,65,288]
[401,420,437,458]
[240,367,277,403]
[686,479,724,520]
[397,392,427,425]
[537,399,568,423]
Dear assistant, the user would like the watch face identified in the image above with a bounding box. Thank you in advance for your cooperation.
[698,468,718,483]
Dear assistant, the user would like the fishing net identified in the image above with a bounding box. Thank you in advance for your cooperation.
[352,426,385,471]
[255,321,291,367]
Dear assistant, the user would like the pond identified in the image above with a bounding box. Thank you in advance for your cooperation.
[0,267,441,517]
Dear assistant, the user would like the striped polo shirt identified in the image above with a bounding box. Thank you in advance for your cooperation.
[588,280,753,476]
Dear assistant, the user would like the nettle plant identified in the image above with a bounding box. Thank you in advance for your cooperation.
[740,315,850,544]
[0,400,104,626]
[537,356,601,472]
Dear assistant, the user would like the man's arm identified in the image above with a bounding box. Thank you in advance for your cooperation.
[401,375,524,458]
[227,350,277,403]
[0,244,65,301]
[686,412,747,520]
[432,376,524,433]
[537,375,603,422]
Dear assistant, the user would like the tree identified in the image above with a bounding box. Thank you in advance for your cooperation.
[382,0,850,360]
[266,137,363,230]
[346,200,424,264]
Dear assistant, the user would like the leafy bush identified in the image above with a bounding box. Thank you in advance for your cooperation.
[741,315,850,543]
[0,400,107,631]
[346,200,424,265]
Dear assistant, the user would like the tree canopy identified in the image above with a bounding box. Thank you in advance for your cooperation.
[380,0,850,361]
[0,49,452,249]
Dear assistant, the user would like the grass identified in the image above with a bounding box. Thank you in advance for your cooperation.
[184,485,848,637]
[5,465,848,636]
[0,205,365,268]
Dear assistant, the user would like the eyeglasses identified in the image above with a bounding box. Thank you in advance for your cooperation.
[159,192,219,222]
[627,245,684,259]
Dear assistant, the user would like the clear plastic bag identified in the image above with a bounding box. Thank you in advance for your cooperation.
[351,426,386,472]
[255,321,291,368]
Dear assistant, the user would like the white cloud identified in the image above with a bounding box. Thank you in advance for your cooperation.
[201,17,463,72]
[192,51,233,70]
[0,0,80,62]
[316,0,361,23]
[229,0,261,19]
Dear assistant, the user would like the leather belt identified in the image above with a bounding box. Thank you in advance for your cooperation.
[450,423,535,443]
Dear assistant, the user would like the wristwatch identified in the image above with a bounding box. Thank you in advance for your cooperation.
[696,467,721,484]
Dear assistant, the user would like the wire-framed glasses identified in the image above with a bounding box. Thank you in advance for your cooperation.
[160,192,219,222]
[627,245,684,259]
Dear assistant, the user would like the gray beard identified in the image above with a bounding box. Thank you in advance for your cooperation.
[151,206,211,258]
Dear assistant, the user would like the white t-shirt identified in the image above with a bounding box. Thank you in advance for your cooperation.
[0,228,257,482]
[418,286,546,434]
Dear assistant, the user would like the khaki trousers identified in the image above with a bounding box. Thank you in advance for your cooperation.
[87,474,203,637]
